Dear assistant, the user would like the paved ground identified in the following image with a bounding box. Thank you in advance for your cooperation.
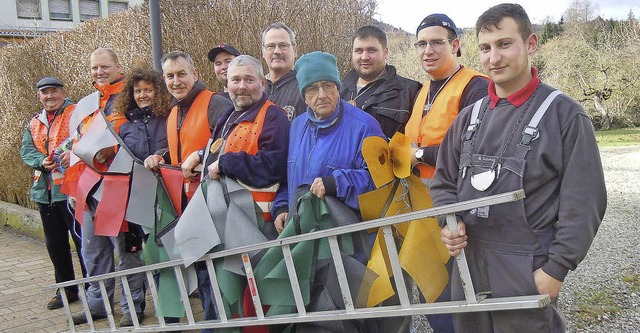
[0,225,78,333]
[0,225,204,332]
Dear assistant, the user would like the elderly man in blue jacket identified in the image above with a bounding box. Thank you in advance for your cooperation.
[272,51,384,231]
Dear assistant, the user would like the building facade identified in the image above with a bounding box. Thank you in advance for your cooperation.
[0,0,144,46]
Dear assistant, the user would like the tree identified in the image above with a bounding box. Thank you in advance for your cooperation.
[539,17,564,44]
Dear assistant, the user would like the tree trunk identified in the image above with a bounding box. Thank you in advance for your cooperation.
[593,94,611,129]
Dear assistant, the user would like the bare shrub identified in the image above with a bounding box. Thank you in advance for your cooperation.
[1,0,374,206]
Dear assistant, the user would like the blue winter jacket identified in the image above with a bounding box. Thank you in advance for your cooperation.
[118,106,168,161]
[273,100,385,214]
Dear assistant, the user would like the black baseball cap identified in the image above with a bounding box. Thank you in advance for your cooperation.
[36,76,64,91]
[207,44,240,62]
[416,14,461,57]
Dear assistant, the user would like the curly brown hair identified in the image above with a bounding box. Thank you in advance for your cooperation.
[114,63,172,117]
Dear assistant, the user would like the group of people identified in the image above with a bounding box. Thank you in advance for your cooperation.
[20,3,606,333]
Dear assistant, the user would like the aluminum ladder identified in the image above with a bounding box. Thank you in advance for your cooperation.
[44,189,550,332]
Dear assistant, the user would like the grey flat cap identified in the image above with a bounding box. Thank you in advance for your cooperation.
[36,77,64,90]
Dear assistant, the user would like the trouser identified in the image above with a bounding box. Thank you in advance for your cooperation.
[196,267,217,333]
[39,201,87,293]
[81,198,146,316]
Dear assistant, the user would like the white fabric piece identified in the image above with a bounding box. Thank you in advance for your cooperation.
[69,91,100,135]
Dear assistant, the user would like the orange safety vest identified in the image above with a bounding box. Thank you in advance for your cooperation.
[94,76,125,111]
[167,90,214,165]
[406,67,487,179]
[29,104,75,185]
[222,100,280,222]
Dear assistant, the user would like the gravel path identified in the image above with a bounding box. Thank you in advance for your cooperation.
[559,145,640,332]
[413,145,640,332]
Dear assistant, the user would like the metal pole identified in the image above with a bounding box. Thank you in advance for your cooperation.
[149,0,163,71]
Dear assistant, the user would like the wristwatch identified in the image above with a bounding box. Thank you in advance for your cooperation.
[414,147,424,162]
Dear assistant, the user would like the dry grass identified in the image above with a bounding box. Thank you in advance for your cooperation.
[1,0,375,206]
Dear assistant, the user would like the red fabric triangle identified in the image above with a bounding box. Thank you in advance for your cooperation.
[94,174,130,236]
[159,166,184,215]
[184,179,199,203]
[74,167,102,225]
[61,163,86,197]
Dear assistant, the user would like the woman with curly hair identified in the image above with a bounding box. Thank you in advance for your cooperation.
[110,64,174,326]
[113,64,171,161]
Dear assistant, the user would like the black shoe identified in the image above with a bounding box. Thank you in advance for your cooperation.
[71,311,107,325]
[47,295,63,310]
[119,312,145,327]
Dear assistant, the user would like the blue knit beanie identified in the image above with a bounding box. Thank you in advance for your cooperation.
[295,51,342,97]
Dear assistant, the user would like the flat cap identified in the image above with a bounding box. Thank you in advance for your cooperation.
[36,77,64,91]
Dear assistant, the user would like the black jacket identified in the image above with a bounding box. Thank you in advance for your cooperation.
[341,65,421,138]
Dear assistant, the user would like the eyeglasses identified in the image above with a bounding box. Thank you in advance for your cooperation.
[304,81,337,97]
[263,43,293,51]
[414,39,452,50]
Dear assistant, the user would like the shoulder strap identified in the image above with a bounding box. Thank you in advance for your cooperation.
[520,90,562,146]
[464,98,486,141]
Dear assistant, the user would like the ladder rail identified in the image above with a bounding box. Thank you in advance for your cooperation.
[44,190,550,333]
[43,190,525,292]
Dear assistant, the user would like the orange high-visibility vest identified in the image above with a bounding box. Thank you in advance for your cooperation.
[167,90,214,165]
[30,104,75,185]
[222,100,280,222]
[406,67,487,179]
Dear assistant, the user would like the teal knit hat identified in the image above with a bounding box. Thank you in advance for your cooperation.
[295,51,342,97]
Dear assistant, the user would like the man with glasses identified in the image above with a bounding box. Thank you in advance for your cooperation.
[272,51,384,234]
[406,14,488,184]
[271,51,384,332]
[261,22,307,121]
[404,14,488,333]
[341,25,421,138]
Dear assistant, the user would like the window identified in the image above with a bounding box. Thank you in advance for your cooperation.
[79,0,100,21]
[108,1,128,14]
[49,0,71,20]
[16,0,42,19]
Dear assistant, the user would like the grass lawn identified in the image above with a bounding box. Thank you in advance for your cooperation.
[595,128,640,147]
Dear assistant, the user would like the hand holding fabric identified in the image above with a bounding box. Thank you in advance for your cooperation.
[144,154,164,171]
[207,160,221,180]
[274,212,288,234]
[310,177,326,198]
[42,155,57,171]
[181,151,201,179]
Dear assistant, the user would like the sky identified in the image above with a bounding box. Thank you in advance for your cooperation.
[376,0,640,33]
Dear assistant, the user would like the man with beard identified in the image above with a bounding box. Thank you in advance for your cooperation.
[181,55,289,330]
[341,25,421,138]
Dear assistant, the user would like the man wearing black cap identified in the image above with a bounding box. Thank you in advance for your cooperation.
[207,43,240,99]
[403,13,489,333]
[20,77,87,310]
[405,14,489,185]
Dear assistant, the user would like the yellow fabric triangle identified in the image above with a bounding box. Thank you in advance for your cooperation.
[389,132,412,179]
[362,136,394,188]
[399,176,450,302]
